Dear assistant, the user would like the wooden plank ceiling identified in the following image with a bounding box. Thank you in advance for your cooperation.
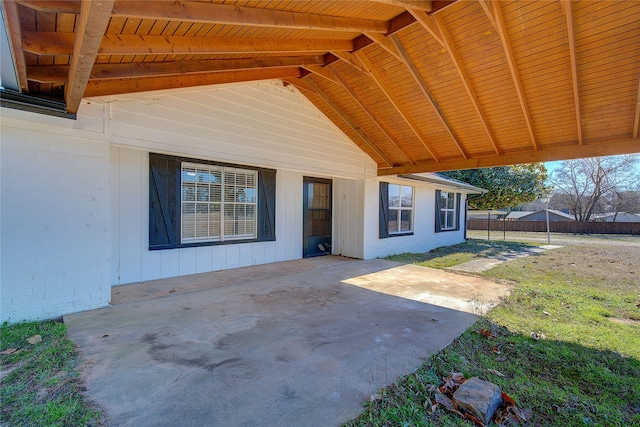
[2,0,639,174]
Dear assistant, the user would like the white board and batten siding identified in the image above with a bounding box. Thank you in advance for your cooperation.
[1,79,470,323]
[362,176,471,260]
[100,80,371,285]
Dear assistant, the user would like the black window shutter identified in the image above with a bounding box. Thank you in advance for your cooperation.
[455,193,462,231]
[379,182,390,239]
[258,169,276,241]
[435,190,442,233]
[149,154,180,250]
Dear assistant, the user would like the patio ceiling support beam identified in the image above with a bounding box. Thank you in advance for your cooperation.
[633,75,640,140]
[2,0,29,92]
[83,67,302,97]
[362,32,404,63]
[432,14,501,155]
[561,0,583,145]
[17,0,390,33]
[65,0,115,114]
[15,0,79,13]
[28,56,325,83]
[379,138,640,175]
[323,66,418,164]
[328,51,370,74]
[23,32,355,56]
[112,1,389,33]
[368,0,432,12]
[288,77,394,168]
[406,8,445,47]
[480,0,538,151]
[354,50,439,161]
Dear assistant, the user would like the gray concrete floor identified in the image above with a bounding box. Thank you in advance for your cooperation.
[65,256,509,427]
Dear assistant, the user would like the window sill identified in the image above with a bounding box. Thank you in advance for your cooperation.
[149,236,274,251]
[388,232,414,237]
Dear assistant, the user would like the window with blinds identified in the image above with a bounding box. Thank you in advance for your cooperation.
[181,162,257,243]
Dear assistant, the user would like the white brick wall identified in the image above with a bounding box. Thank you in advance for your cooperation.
[1,114,111,323]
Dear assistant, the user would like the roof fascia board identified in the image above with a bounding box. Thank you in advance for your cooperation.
[398,173,485,193]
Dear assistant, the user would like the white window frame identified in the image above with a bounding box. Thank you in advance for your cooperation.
[181,162,258,243]
[439,191,457,231]
[388,184,414,234]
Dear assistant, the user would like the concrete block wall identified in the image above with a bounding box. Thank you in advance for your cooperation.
[1,111,111,323]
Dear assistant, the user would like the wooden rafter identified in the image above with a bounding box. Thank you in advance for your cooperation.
[22,32,354,56]
[432,14,501,155]
[362,32,403,63]
[112,1,389,34]
[319,67,417,164]
[369,0,432,11]
[481,0,538,151]
[2,0,29,92]
[634,74,640,140]
[16,0,389,33]
[301,65,342,86]
[287,77,394,168]
[390,33,467,159]
[65,0,114,113]
[328,51,370,74]
[29,57,325,83]
[561,0,583,145]
[379,138,640,176]
[15,0,78,13]
[354,51,439,161]
[83,67,302,97]
[406,8,444,47]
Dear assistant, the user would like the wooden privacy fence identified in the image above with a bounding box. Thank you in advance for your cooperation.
[467,219,640,235]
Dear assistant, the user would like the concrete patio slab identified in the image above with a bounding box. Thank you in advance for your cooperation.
[65,256,509,427]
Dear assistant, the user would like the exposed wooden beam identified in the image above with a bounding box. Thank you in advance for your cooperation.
[362,32,403,63]
[83,67,301,97]
[406,8,444,47]
[386,10,418,35]
[432,14,501,155]
[328,51,370,74]
[17,0,390,33]
[288,77,394,168]
[22,32,354,55]
[379,138,640,175]
[368,0,432,12]
[390,34,468,160]
[634,74,640,140]
[481,0,538,151]
[16,0,78,13]
[301,65,342,86]
[111,1,389,33]
[65,0,115,114]
[2,0,29,92]
[354,51,439,162]
[561,0,583,146]
[322,67,417,164]
[28,56,325,83]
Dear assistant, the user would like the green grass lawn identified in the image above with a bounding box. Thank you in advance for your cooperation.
[0,319,102,426]
[345,239,640,427]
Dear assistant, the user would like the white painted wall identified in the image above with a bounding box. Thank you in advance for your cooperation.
[362,176,470,260]
[103,81,372,285]
[1,111,111,323]
[1,79,475,322]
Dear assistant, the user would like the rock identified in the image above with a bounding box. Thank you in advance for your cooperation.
[27,335,42,344]
[452,377,502,425]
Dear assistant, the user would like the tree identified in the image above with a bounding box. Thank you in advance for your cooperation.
[550,155,639,222]
[444,163,548,209]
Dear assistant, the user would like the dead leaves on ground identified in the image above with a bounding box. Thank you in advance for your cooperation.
[427,372,531,426]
